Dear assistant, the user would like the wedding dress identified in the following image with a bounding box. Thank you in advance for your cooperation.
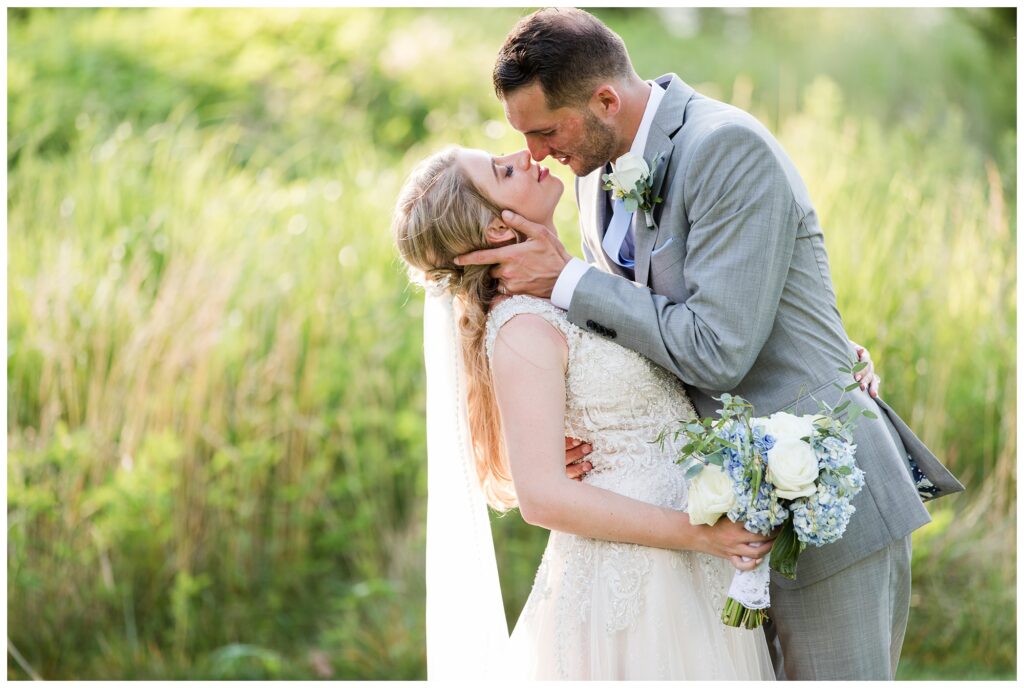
[484,295,775,680]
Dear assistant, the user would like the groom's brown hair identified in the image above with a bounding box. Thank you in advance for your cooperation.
[493,8,633,109]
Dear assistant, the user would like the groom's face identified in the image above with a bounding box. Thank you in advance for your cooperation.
[502,82,617,177]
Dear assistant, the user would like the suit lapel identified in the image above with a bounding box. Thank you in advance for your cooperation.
[582,165,631,278]
[634,74,695,286]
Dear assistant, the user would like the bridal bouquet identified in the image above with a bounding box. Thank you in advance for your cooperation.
[659,366,873,629]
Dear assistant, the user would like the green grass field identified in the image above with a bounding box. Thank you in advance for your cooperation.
[7,7,1016,680]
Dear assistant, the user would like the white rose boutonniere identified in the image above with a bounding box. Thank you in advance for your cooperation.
[602,151,665,228]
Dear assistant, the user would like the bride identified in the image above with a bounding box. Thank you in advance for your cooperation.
[392,146,878,680]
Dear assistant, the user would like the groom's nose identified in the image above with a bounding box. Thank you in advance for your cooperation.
[525,137,550,162]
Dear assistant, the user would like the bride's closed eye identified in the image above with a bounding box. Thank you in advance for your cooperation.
[504,164,514,178]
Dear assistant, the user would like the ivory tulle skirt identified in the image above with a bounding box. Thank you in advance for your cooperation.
[505,530,776,680]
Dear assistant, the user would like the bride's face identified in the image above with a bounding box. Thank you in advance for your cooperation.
[458,148,563,226]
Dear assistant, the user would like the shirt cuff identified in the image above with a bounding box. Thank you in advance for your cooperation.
[551,257,592,310]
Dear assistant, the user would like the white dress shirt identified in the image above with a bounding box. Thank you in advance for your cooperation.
[551,80,666,310]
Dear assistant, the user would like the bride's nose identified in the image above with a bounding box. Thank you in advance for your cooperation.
[515,149,533,170]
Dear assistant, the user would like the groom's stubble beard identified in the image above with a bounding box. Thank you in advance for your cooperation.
[569,109,619,177]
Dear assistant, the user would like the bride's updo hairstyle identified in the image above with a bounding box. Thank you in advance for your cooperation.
[393,146,518,511]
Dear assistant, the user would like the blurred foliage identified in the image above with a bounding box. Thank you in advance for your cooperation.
[7,7,1015,680]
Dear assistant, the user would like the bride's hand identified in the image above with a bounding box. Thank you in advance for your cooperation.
[851,341,881,398]
[694,517,774,571]
[730,556,763,572]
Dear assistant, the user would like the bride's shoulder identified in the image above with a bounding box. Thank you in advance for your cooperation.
[485,295,569,362]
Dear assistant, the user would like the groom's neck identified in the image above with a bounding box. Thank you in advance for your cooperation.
[611,78,653,159]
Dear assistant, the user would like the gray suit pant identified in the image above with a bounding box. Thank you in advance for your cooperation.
[764,535,912,680]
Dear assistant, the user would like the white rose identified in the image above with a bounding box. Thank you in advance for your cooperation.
[761,411,816,443]
[609,152,650,193]
[765,437,819,500]
[687,463,738,526]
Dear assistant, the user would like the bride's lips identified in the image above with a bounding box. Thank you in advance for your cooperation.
[538,166,549,182]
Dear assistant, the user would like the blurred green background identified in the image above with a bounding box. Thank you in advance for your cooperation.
[7,7,1016,680]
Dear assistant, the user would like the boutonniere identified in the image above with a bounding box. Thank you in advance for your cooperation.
[602,151,665,228]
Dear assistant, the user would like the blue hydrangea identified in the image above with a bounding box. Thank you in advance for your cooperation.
[787,432,864,545]
[755,431,775,452]
[790,482,858,546]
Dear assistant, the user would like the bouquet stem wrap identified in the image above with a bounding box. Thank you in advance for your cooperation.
[723,553,771,629]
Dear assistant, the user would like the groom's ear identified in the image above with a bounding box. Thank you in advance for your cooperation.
[591,84,621,117]
[484,216,518,245]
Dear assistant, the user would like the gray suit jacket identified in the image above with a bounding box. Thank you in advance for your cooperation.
[570,74,964,588]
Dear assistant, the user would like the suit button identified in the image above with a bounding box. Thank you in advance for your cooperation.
[586,320,597,330]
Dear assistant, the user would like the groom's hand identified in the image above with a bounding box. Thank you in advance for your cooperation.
[852,343,881,398]
[695,517,775,572]
[564,436,593,481]
[454,210,571,299]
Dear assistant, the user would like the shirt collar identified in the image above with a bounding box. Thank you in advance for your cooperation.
[628,79,666,158]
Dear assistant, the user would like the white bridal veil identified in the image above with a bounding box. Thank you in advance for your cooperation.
[423,287,509,679]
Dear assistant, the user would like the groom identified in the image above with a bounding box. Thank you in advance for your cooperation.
[456,7,964,681]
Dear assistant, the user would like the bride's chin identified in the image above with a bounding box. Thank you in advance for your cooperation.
[547,183,564,212]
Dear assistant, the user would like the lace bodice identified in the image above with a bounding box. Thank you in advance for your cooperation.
[485,295,699,509]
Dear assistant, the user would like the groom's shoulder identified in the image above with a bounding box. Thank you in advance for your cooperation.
[677,89,811,210]
[681,93,775,150]
[669,91,795,182]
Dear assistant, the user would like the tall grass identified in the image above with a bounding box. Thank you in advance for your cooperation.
[9,117,427,679]
[7,7,1015,680]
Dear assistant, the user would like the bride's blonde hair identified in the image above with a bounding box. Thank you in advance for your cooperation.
[392,146,518,511]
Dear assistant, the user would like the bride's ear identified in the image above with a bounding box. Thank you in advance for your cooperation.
[484,215,518,245]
